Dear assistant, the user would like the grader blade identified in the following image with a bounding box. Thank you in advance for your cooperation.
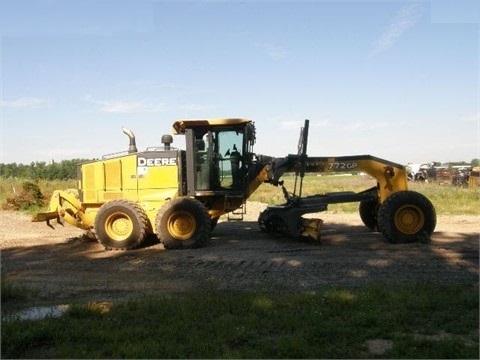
[301,217,323,240]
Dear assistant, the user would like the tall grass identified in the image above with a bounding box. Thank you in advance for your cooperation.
[1,275,28,302]
[409,181,480,215]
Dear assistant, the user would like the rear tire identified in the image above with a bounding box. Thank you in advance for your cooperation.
[156,197,210,249]
[94,200,148,250]
[359,200,378,231]
[377,191,436,244]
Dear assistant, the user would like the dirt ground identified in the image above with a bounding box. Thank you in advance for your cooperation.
[1,202,478,309]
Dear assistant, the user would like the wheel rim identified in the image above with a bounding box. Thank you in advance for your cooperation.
[167,210,196,240]
[105,212,133,241]
[394,205,425,234]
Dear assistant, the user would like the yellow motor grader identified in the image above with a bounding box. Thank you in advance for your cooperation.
[33,119,436,250]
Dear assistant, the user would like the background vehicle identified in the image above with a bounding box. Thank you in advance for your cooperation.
[468,166,480,187]
[406,162,438,182]
[33,119,436,249]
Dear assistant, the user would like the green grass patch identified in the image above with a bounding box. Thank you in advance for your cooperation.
[1,275,29,302]
[409,181,480,215]
[2,283,478,359]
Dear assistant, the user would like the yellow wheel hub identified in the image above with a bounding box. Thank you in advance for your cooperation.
[394,205,424,234]
[105,212,133,241]
[167,211,196,240]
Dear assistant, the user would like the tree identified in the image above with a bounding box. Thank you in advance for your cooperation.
[0,159,92,180]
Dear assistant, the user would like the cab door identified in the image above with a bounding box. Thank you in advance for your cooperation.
[213,130,244,190]
[185,127,246,195]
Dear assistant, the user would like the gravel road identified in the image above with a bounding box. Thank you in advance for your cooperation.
[1,202,478,307]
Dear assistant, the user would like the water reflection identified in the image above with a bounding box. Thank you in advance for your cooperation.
[6,305,69,321]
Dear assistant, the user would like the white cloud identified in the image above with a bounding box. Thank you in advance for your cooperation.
[460,113,479,123]
[311,118,332,128]
[343,120,389,131]
[1,97,50,108]
[280,120,304,130]
[84,96,167,114]
[280,118,331,130]
[179,103,218,113]
[254,42,290,61]
[371,3,425,56]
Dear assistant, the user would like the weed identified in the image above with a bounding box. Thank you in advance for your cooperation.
[1,274,27,302]
[2,181,44,211]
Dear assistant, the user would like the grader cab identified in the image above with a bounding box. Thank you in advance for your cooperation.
[33,118,436,250]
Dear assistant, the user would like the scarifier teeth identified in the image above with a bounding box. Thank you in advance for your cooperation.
[46,219,54,229]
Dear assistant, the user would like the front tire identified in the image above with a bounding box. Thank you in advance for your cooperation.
[156,197,210,249]
[377,191,436,244]
[94,200,148,250]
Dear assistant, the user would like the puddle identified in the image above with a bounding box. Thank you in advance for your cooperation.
[4,305,70,321]
[365,339,393,355]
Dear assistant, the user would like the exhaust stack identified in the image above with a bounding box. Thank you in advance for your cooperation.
[122,127,138,153]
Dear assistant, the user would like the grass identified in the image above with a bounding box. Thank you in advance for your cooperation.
[1,275,29,302]
[1,283,478,359]
[410,181,480,215]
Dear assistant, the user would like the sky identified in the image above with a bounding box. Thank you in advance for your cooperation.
[0,0,479,166]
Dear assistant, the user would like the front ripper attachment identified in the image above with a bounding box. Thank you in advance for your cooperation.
[32,190,90,230]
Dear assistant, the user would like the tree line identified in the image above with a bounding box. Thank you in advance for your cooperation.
[0,159,92,180]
